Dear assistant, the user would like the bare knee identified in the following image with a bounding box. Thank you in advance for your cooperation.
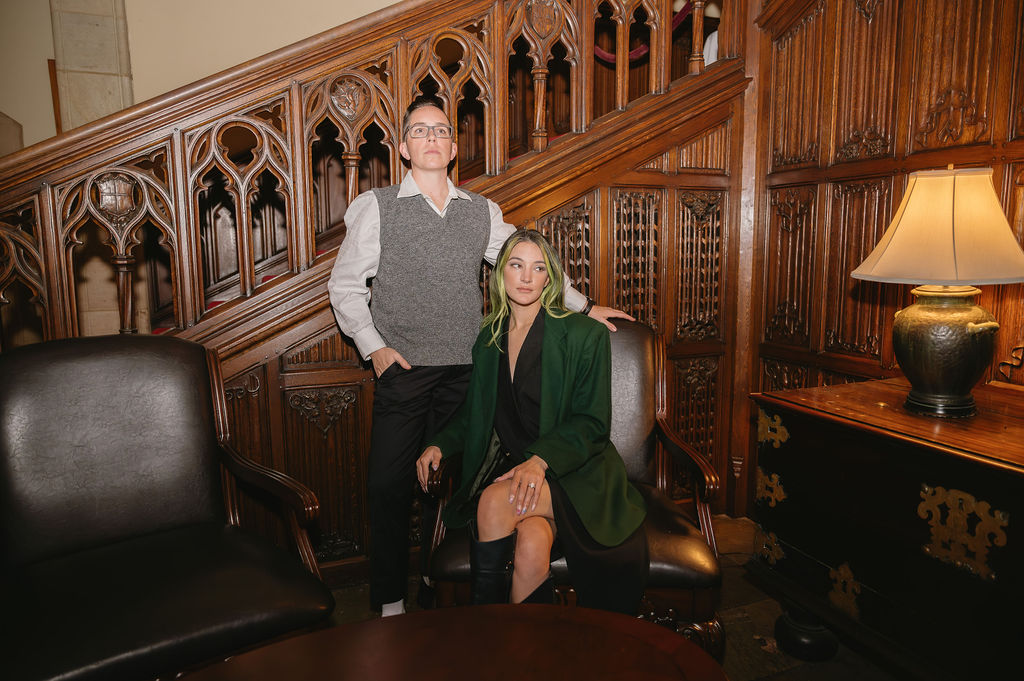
[476,482,514,539]
[513,522,553,582]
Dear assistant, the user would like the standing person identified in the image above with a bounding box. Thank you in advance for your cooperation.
[416,230,647,613]
[327,94,631,617]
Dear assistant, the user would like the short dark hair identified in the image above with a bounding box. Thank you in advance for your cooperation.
[402,94,448,135]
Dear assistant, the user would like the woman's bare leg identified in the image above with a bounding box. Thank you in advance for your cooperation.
[509,516,555,602]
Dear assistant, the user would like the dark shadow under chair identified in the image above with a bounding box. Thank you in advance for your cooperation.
[0,334,335,681]
[426,320,723,657]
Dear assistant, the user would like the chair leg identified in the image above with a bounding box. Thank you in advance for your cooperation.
[470,526,516,605]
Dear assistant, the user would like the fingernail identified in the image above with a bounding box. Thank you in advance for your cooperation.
[509,496,515,503]
[432,463,438,470]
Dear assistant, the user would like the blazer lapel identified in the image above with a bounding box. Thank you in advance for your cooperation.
[539,311,569,434]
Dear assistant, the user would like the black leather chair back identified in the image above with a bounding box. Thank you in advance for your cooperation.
[607,320,657,485]
[0,335,224,567]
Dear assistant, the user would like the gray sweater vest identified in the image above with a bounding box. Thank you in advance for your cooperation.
[371,184,492,366]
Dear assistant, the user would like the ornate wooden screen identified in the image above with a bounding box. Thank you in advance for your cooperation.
[0,0,741,579]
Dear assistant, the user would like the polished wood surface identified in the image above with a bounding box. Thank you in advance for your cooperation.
[751,379,1024,680]
[753,378,1024,470]
[184,604,728,681]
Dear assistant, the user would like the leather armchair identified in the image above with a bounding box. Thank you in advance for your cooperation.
[0,334,335,681]
[427,321,722,656]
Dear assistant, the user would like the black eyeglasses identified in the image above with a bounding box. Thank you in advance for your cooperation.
[406,124,454,139]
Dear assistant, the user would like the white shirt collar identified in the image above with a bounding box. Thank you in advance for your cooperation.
[397,172,472,203]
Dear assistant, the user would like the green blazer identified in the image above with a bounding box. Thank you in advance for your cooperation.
[430,310,646,547]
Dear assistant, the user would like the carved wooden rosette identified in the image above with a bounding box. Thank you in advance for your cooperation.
[304,68,400,213]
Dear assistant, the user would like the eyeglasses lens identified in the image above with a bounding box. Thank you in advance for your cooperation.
[408,125,453,138]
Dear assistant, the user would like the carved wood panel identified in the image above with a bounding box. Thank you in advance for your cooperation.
[907,0,1001,153]
[670,355,722,492]
[536,190,597,297]
[760,356,814,392]
[768,0,826,170]
[0,198,47,350]
[611,187,662,329]
[763,185,816,348]
[822,178,891,358]
[675,189,724,343]
[833,0,897,163]
[996,163,1024,386]
[677,120,731,174]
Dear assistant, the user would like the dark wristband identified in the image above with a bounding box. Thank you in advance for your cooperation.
[581,297,596,316]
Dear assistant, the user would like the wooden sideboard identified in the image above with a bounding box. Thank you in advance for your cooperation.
[750,378,1024,681]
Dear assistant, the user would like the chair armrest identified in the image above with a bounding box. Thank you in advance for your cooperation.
[220,442,320,524]
[654,416,720,503]
[426,454,461,500]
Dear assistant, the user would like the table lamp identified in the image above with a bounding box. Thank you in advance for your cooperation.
[851,166,1024,417]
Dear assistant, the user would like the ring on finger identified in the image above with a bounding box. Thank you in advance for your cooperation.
[528,482,536,489]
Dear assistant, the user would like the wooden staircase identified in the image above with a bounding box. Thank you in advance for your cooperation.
[0,0,749,579]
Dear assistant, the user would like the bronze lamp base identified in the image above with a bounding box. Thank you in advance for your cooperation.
[892,286,999,418]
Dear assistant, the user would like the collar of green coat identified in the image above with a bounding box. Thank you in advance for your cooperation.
[474,309,571,436]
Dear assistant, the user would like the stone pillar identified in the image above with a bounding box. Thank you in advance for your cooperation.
[50,0,133,132]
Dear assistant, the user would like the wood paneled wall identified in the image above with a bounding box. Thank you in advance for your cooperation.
[752,0,1024,406]
[0,0,751,582]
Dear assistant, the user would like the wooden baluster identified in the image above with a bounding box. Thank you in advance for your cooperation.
[112,254,137,334]
[688,0,705,74]
[236,191,256,297]
[615,12,629,110]
[531,65,550,152]
[343,150,361,207]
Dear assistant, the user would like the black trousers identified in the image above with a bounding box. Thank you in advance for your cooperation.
[368,363,472,608]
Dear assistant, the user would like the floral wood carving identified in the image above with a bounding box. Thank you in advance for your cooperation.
[331,78,372,121]
[915,88,989,148]
[762,358,811,392]
[772,143,818,169]
[854,0,882,22]
[289,388,357,439]
[771,187,813,233]
[836,127,891,161]
[537,194,593,295]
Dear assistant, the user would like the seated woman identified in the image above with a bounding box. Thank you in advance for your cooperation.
[416,230,647,614]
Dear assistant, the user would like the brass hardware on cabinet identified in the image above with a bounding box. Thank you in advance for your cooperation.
[757,408,790,448]
[756,467,788,507]
[917,483,1008,580]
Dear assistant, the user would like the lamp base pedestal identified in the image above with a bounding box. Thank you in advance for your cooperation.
[892,286,998,419]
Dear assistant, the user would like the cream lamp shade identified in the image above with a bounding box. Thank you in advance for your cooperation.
[851,167,1024,285]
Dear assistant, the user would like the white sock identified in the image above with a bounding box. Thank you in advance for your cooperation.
[381,599,406,617]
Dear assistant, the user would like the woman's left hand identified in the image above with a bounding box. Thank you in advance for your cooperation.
[495,455,548,515]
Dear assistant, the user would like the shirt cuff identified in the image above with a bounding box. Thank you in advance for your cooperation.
[352,328,387,360]
[563,286,588,312]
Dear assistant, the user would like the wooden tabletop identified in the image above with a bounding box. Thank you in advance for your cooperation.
[752,378,1024,472]
[185,604,728,681]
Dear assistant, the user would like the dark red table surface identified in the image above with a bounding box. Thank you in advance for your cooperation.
[185,604,729,680]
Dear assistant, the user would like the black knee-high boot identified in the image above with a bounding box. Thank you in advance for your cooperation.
[519,575,555,605]
[470,525,516,605]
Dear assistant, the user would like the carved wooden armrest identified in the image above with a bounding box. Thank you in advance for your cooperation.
[654,416,720,503]
[427,454,461,500]
[221,442,320,523]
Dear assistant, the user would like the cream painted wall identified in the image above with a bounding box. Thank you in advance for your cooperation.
[0,0,57,150]
[125,0,400,104]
